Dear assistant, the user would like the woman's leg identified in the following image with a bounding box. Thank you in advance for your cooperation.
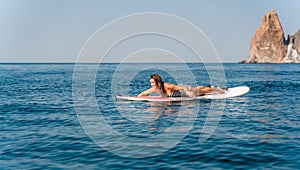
[196,86,225,94]
[196,86,212,93]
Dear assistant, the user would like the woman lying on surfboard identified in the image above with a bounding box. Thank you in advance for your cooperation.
[138,74,225,97]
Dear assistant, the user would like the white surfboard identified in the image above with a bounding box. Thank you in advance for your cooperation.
[116,86,250,102]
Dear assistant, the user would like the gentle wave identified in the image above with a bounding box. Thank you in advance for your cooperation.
[0,63,299,169]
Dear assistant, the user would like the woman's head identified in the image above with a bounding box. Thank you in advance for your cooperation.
[150,74,165,93]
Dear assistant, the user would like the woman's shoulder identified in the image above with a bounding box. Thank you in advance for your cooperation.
[164,82,176,88]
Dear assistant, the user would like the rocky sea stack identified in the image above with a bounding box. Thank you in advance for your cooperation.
[241,10,300,63]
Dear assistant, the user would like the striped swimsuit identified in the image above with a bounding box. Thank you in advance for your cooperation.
[166,90,184,97]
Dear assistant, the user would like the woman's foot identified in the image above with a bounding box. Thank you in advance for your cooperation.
[216,87,225,93]
[211,86,225,93]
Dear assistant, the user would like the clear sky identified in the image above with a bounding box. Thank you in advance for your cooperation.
[1,0,300,63]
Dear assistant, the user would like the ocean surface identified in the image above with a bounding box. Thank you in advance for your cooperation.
[0,63,299,169]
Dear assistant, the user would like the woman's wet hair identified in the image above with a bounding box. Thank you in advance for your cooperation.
[150,74,166,94]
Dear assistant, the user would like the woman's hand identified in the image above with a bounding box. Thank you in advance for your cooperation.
[137,88,156,97]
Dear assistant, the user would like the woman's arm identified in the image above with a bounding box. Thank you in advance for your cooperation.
[138,88,156,97]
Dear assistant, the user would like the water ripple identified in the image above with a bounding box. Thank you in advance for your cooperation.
[0,64,299,169]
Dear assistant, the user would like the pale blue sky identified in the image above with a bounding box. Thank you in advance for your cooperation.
[0,0,299,63]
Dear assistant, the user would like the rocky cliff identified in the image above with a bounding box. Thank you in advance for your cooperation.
[283,29,300,63]
[245,10,300,63]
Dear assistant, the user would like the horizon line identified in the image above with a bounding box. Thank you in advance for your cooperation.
[0,62,240,64]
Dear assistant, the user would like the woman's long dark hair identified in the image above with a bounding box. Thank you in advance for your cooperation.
[150,74,166,94]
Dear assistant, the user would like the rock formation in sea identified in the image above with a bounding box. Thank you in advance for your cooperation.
[244,10,300,63]
[283,29,300,63]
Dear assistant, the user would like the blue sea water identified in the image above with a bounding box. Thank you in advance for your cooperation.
[0,63,299,169]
